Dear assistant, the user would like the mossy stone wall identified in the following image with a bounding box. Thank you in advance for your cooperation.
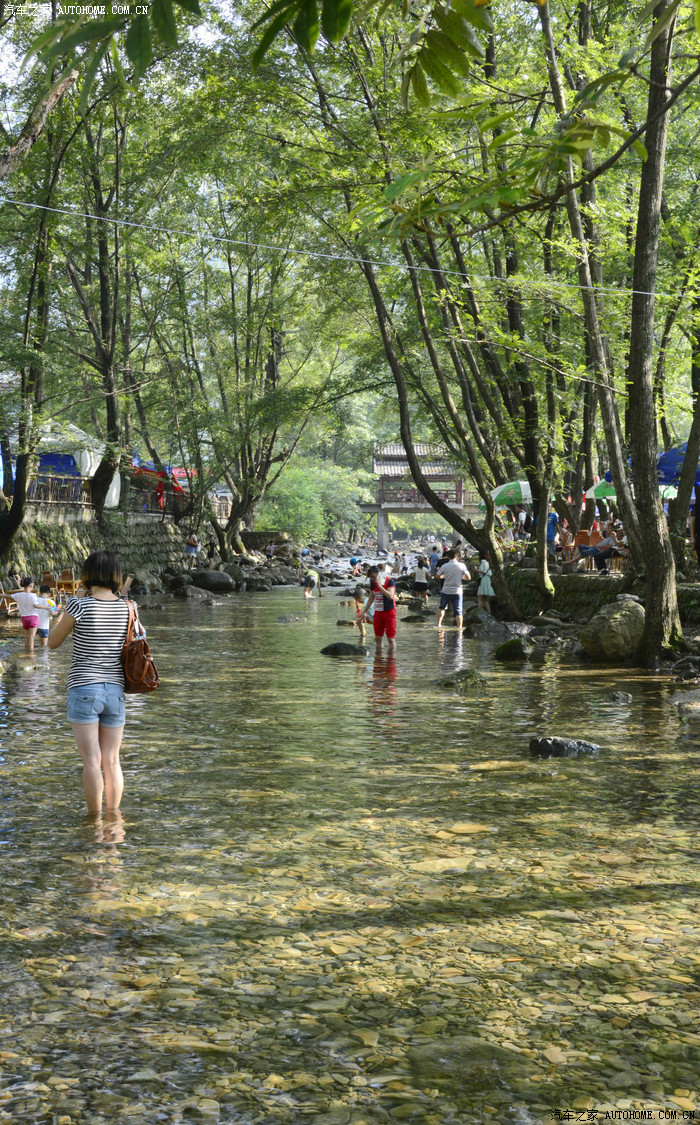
[506,568,700,625]
[2,516,185,581]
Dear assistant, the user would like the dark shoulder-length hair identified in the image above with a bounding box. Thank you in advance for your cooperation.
[81,550,122,593]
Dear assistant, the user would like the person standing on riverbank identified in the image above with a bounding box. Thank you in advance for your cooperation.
[48,551,131,814]
[185,531,199,568]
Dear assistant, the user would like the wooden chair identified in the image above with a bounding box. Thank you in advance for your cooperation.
[56,569,80,597]
[40,570,59,597]
[0,583,18,616]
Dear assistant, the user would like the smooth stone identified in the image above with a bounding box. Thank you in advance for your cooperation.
[435,669,488,692]
[191,568,235,592]
[609,691,633,703]
[494,636,535,661]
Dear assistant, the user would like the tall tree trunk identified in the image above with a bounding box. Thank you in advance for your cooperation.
[626,0,682,661]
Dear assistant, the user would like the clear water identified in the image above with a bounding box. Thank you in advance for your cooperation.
[1,590,699,1124]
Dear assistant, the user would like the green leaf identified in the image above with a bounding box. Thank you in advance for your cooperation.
[632,138,648,160]
[451,0,493,33]
[152,0,179,47]
[251,0,296,31]
[480,109,515,133]
[110,36,127,87]
[424,29,472,74]
[125,14,153,77]
[384,170,424,201]
[433,6,478,52]
[641,0,683,52]
[42,17,122,61]
[252,6,295,67]
[696,0,700,34]
[321,0,353,41]
[488,128,519,150]
[22,18,70,67]
[293,0,320,51]
[171,0,202,13]
[419,46,463,96]
[410,62,431,106]
[78,37,111,115]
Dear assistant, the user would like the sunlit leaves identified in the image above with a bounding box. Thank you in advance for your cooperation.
[25,0,201,107]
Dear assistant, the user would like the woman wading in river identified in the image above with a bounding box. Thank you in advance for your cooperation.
[49,551,131,814]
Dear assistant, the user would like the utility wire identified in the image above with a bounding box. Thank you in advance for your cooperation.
[0,194,687,303]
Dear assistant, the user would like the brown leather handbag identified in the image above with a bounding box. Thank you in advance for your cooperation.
[121,600,159,694]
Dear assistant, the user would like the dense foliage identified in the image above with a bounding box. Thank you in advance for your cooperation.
[2,0,700,654]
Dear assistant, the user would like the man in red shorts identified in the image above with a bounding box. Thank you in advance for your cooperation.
[361,565,397,653]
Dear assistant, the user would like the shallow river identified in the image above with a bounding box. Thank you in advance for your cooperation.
[1,590,699,1125]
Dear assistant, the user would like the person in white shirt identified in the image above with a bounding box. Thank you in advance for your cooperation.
[11,576,54,654]
[436,548,471,630]
[411,557,432,604]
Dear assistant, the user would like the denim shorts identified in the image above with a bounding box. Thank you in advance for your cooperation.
[439,591,463,616]
[67,682,125,727]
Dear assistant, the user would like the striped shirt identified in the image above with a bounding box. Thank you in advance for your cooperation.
[65,595,130,690]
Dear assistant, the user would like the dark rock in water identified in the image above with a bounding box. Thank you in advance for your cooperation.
[609,690,633,703]
[191,568,235,592]
[174,584,209,600]
[222,563,246,584]
[276,614,306,623]
[403,614,431,623]
[616,593,642,603]
[494,636,535,661]
[168,572,193,590]
[321,642,367,656]
[245,578,271,592]
[336,619,357,627]
[435,669,488,692]
[530,736,601,758]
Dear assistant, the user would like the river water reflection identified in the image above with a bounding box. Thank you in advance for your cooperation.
[1,590,699,1124]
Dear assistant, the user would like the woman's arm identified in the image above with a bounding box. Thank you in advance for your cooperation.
[48,611,76,649]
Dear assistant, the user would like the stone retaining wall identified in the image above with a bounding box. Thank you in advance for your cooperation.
[506,568,700,625]
[2,515,185,581]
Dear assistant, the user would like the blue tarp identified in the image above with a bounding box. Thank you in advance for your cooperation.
[657,443,694,485]
[37,453,81,476]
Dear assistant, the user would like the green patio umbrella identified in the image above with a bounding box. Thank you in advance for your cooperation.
[489,480,533,505]
[584,480,616,500]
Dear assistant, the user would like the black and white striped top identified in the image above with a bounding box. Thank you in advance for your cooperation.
[65,595,130,690]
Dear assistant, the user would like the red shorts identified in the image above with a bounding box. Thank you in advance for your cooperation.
[373,608,397,638]
[21,615,39,630]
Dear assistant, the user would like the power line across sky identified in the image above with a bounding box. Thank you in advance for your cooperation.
[0,194,686,304]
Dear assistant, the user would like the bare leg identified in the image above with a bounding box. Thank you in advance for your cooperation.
[99,724,125,809]
[71,722,103,813]
[387,637,396,653]
[25,627,37,653]
[455,613,463,631]
[437,608,446,626]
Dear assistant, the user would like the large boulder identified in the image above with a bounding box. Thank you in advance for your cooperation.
[222,563,246,584]
[191,568,235,593]
[168,572,193,590]
[579,600,645,661]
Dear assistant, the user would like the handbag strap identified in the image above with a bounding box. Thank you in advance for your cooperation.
[124,598,140,642]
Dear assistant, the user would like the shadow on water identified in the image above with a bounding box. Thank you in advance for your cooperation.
[0,589,699,1123]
